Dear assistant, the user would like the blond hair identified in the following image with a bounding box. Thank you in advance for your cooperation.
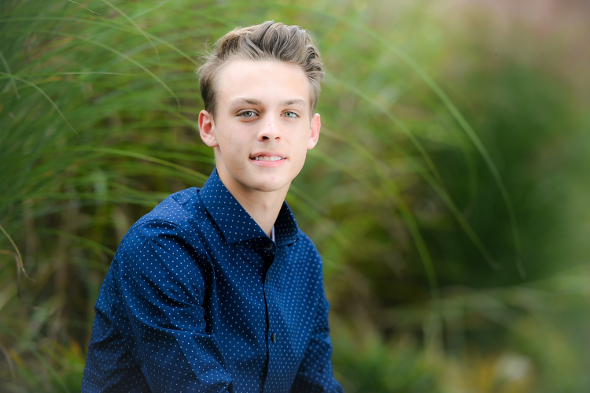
[197,21,324,118]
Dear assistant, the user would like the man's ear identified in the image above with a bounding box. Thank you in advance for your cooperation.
[199,110,218,148]
[307,113,321,150]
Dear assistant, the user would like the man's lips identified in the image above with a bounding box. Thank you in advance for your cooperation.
[251,156,285,161]
[250,152,286,161]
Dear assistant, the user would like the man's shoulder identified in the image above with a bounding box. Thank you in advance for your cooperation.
[117,187,207,247]
[112,187,212,261]
[138,187,204,226]
[295,228,315,248]
[292,228,323,263]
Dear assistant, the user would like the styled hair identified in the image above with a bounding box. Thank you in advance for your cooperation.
[197,21,324,118]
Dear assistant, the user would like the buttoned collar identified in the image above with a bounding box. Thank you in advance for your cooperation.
[199,169,299,247]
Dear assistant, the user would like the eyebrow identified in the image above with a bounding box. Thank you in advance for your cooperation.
[280,99,307,107]
[230,98,262,106]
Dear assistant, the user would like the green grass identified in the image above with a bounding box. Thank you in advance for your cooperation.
[1,0,589,391]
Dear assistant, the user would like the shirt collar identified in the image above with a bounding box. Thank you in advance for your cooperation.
[199,169,299,246]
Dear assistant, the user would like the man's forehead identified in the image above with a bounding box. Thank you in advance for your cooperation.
[214,59,311,107]
[227,97,308,107]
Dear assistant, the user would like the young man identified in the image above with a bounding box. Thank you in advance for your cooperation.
[83,21,343,392]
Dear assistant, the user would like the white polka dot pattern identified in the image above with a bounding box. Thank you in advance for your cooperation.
[82,169,343,392]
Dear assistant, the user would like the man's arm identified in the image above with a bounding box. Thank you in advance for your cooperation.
[290,282,344,393]
[84,220,233,393]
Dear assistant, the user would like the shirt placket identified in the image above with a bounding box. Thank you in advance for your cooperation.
[262,239,279,391]
[262,242,296,392]
[262,239,276,343]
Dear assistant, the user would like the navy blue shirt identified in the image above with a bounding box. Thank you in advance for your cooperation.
[82,169,343,392]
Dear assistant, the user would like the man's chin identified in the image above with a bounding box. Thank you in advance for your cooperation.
[250,181,291,194]
[225,176,291,196]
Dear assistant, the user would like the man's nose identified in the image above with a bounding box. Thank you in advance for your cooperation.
[258,115,281,141]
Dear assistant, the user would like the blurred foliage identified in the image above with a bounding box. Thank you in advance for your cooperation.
[1,0,589,391]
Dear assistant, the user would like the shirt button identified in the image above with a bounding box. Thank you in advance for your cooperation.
[271,333,277,342]
[265,243,274,251]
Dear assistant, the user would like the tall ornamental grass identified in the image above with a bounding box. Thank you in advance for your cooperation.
[1,0,589,391]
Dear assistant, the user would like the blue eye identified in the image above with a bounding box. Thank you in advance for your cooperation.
[284,111,298,118]
[238,110,256,118]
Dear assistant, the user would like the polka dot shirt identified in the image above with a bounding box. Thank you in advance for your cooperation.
[82,169,343,393]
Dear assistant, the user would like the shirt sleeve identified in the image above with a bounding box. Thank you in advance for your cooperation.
[289,282,344,393]
[117,220,233,393]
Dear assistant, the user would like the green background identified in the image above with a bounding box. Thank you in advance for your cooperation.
[1,0,589,391]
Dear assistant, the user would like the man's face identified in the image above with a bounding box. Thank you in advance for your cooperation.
[199,59,320,199]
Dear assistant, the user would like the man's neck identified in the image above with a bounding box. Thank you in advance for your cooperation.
[216,169,288,238]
